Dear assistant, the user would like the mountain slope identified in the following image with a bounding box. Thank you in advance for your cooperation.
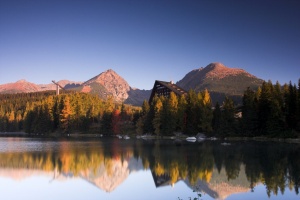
[80,69,131,102]
[0,70,149,106]
[177,63,264,104]
[0,80,40,93]
[0,63,265,106]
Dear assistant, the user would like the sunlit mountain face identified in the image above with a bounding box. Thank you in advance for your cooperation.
[0,137,299,199]
[0,63,264,106]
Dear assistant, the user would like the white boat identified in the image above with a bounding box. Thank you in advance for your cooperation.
[123,135,130,139]
[221,142,231,146]
[116,135,122,139]
[186,137,197,142]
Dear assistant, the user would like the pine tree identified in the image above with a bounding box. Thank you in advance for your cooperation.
[73,93,84,130]
[212,102,222,135]
[111,109,121,135]
[152,96,163,136]
[59,96,72,133]
[101,111,112,134]
[297,79,300,132]
[221,97,236,136]
[185,90,198,135]
[258,81,272,134]
[161,92,178,135]
[199,89,213,133]
[177,94,187,133]
[286,82,298,130]
[142,100,150,116]
[242,87,258,135]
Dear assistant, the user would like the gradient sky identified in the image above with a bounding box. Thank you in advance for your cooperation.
[1,0,299,90]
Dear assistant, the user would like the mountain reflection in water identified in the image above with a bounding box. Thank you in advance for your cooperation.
[0,137,299,200]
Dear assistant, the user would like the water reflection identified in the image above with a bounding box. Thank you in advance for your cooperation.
[0,137,299,200]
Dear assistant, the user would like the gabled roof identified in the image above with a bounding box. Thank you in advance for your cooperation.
[149,80,187,103]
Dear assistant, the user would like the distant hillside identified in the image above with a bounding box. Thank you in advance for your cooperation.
[177,63,264,104]
[0,80,40,93]
[39,80,82,91]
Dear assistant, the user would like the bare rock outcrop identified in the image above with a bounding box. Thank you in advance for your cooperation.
[83,69,130,102]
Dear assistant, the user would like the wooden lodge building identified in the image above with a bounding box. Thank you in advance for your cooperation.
[149,80,188,103]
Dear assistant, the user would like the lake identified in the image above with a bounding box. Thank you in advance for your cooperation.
[0,136,299,200]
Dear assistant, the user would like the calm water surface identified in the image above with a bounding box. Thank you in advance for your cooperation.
[0,137,299,200]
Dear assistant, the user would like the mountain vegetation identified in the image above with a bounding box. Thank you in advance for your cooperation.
[0,91,141,134]
[135,79,300,138]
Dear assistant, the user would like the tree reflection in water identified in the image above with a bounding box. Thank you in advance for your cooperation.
[0,137,299,199]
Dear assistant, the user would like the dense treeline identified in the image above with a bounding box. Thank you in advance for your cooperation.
[241,80,300,137]
[136,89,213,136]
[0,79,299,137]
[0,91,140,134]
[136,79,300,138]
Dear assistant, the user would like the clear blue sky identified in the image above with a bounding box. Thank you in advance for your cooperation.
[1,0,299,90]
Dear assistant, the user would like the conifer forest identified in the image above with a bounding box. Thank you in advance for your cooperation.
[0,80,299,138]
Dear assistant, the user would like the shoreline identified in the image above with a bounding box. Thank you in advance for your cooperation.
[0,132,299,143]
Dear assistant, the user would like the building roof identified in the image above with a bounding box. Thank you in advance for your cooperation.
[149,80,188,103]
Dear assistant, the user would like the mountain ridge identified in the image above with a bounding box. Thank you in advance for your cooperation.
[0,63,264,105]
[177,62,264,104]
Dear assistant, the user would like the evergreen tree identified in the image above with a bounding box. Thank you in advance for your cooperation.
[258,81,273,134]
[161,92,178,135]
[286,82,298,130]
[185,90,198,135]
[24,110,35,133]
[141,100,152,134]
[221,97,236,135]
[199,89,213,133]
[212,102,222,135]
[297,79,300,132]
[111,109,121,135]
[177,94,187,133]
[242,87,258,135]
[152,96,163,136]
[101,111,112,134]
[59,96,72,133]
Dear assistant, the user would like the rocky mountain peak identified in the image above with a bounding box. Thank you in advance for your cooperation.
[0,80,40,93]
[204,62,255,79]
[83,69,130,101]
[16,79,27,83]
[206,62,226,70]
[177,62,264,104]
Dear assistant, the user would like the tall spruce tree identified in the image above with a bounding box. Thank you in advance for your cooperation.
[152,95,163,136]
[221,97,236,136]
[141,100,152,134]
[177,94,187,133]
[258,81,273,135]
[185,90,198,135]
[212,102,222,135]
[59,96,72,133]
[199,89,213,133]
[242,87,258,135]
[160,92,178,135]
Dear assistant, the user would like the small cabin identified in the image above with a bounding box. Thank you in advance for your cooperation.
[149,80,187,103]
